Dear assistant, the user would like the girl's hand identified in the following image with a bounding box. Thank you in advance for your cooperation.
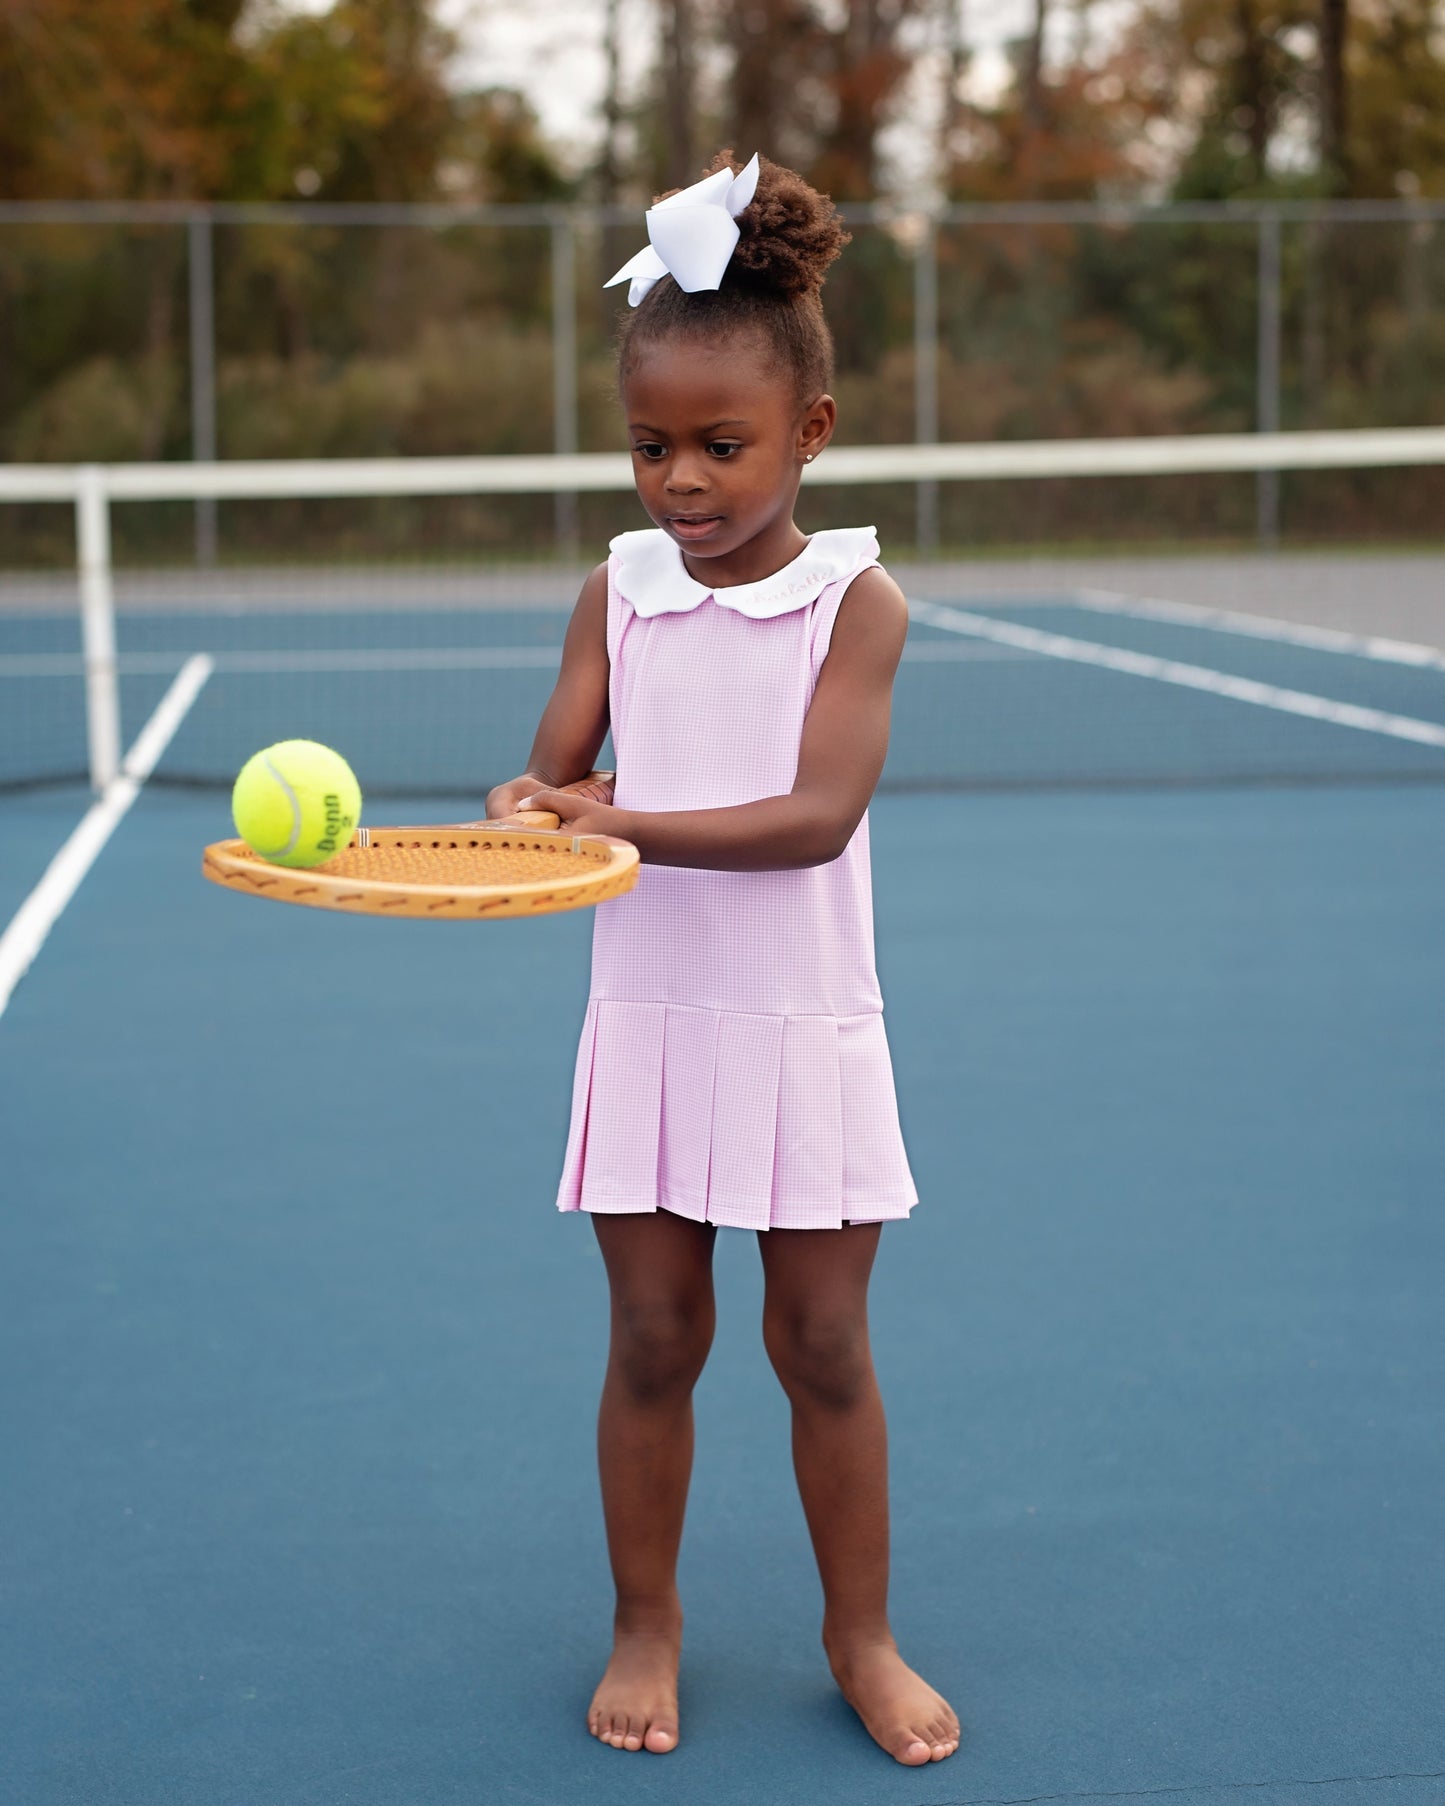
[511,782,630,840]
[483,773,547,821]
[475,772,618,828]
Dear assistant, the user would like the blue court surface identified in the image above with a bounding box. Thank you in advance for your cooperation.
[3,589,1444,1806]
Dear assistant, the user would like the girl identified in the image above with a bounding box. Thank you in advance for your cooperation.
[485,152,960,1768]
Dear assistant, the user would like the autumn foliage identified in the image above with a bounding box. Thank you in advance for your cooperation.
[1,0,1443,551]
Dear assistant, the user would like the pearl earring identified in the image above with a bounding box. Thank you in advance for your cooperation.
[805,453,814,461]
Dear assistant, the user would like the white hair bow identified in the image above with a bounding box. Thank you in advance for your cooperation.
[604,154,761,307]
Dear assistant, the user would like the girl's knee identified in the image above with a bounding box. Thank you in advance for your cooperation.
[610,1297,714,1402]
[763,1309,872,1411]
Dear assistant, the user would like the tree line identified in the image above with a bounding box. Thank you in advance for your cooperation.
[1,0,1441,560]
[3,0,1442,206]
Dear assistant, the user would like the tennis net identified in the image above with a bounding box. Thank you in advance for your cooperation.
[3,429,1444,798]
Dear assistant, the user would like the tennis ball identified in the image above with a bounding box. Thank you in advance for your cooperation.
[232,740,362,869]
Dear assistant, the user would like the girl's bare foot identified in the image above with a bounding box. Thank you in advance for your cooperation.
[587,1616,682,1753]
[826,1634,961,1765]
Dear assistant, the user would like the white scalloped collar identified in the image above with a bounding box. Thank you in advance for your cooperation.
[610,525,879,619]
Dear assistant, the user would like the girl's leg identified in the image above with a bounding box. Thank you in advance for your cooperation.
[758,1223,960,1766]
[587,1207,718,1754]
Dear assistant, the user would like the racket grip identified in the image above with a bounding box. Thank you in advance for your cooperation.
[489,769,615,832]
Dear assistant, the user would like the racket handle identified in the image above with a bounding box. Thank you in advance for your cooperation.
[490,769,615,831]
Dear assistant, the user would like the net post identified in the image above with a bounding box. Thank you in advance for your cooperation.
[188,210,218,567]
[913,213,940,557]
[76,465,120,793]
[551,210,580,561]
[1256,210,1282,550]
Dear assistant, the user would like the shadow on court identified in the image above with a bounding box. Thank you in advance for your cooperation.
[2,785,1442,1805]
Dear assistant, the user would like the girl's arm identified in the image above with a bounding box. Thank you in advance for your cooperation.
[519,567,909,871]
[484,564,612,819]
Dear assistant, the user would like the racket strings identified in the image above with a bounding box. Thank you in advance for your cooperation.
[267,839,602,884]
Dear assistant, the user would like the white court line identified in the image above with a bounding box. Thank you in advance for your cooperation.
[0,655,103,677]
[908,601,1445,751]
[214,647,564,673]
[0,653,213,1023]
[1072,587,1445,671]
[2,641,1038,680]
[0,646,564,677]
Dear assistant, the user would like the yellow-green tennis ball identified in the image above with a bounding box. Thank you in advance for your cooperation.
[231,740,362,869]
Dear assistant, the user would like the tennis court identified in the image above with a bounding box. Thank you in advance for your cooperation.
[3,486,1443,1803]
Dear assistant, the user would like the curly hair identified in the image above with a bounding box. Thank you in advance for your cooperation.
[616,151,850,406]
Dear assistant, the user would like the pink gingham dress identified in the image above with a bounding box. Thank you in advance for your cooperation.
[555,524,918,1231]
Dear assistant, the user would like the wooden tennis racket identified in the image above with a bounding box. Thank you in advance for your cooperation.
[201,771,637,920]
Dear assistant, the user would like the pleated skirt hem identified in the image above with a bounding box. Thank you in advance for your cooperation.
[554,996,919,1233]
[561,1193,918,1231]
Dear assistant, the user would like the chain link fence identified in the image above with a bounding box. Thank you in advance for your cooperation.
[2,198,1443,563]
